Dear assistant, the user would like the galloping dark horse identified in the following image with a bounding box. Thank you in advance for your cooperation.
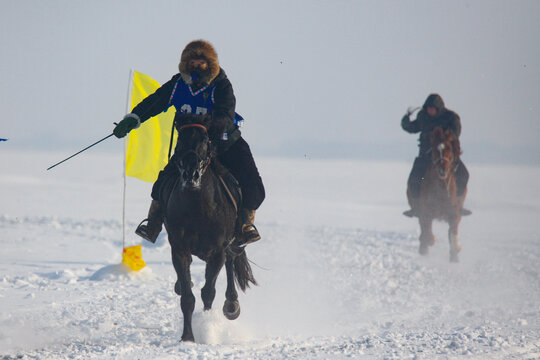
[159,114,256,342]
[407,126,466,262]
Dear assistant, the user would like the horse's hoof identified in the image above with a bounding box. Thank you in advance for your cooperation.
[419,243,429,255]
[181,334,195,343]
[223,299,240,320]
[450,253,460,263]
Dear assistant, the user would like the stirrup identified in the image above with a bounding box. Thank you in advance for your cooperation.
[240,224,261,245]
[460,208,472,216]
[135,218,157,243]
[403,209,416,218]
[228,224,261,253]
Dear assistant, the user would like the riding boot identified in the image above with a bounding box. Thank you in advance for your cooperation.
[403,197,419,218]
[239,208,261,246]
[458,195,472,216]
[455,161,471,216]
[404,157,428,218]
[135,200,163,243]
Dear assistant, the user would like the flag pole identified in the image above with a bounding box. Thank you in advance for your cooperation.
[168,118,175,159]
[123,69,135,251]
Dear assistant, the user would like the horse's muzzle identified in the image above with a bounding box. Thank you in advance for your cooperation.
[182,180,201,190]
[437,167,448,179]
[180,169,202,190]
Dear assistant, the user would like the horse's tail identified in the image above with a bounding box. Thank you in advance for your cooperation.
[233,250,257,292]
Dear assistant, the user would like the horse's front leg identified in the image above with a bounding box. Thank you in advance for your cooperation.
[418,215,436,255]
[222,254,240,320]
[171,247,196,342]
[201,250,225,311]
[448,216,462,263]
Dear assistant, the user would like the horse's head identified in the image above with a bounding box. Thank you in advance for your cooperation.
[174,115,213,190]
[430,127,459,180]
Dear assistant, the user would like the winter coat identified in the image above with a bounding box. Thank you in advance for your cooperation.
[401,94,461,156]
[130,69,240,151]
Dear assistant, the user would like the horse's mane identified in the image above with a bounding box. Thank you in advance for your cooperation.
[210,158,229,176]
[174,113,235,174]
[174,113,211,130]
[175,113,227,147]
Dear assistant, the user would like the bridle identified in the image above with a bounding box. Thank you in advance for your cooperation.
[432,143,453,166]
[431,142,458,182]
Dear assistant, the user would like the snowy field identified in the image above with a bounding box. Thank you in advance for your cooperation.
[1,150,539,359]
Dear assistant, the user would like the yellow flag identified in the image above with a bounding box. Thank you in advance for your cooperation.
[122,245,146,271]
[125,71,177,182]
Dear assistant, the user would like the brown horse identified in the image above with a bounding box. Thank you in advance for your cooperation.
[407,127,466,262]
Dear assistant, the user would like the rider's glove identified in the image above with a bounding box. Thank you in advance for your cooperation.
[406,106,420,117]
[113,114,141,138]
[207,115,227,142]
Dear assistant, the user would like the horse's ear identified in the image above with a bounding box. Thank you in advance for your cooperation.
[180,113,199,125]
[207,114,228,141]
[201,114,212,127]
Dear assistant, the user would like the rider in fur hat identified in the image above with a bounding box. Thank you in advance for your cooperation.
[401,93,471,217]
[113,39,265,246]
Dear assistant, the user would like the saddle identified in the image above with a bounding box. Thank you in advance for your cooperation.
[210,161,242,214]
[210,162,247,253]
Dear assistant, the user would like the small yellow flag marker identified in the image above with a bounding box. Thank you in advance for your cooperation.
[122,245,146,271]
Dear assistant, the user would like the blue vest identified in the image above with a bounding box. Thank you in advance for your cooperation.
[167,78,214,115]
[167,77,244,126]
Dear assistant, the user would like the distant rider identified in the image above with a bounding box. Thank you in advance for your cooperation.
[113,39,265,246]
[401,93,471,217]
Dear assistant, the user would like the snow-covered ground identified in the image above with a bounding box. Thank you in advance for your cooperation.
[1,150,539,359]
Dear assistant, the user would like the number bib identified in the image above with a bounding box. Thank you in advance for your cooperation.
[168,78,214,115]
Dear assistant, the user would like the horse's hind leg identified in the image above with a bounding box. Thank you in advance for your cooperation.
[222,255,240,320]
[201,250,225,311]
[448,217,462,263]
[172,248,196,342]
[418,216,436,255]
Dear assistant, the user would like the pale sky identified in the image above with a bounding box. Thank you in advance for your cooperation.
[1,0,539,164]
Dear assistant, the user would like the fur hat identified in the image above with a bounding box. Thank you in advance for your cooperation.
[178,40,220,86]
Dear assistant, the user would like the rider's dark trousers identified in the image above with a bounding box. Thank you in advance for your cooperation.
[218,137,265,210]
[408,156,469,198]
[151,137,265,211]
